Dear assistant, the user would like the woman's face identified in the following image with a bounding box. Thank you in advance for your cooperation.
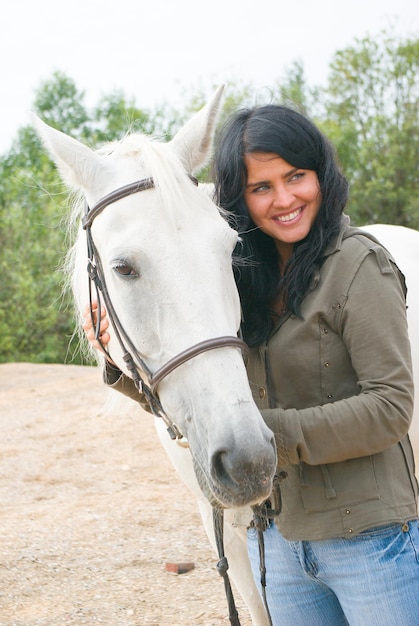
[243,152,322,265]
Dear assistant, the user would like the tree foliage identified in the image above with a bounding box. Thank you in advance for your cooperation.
[0,31,418,364]
[319,32,419,226]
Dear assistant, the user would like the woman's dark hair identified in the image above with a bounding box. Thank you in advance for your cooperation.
[213,105,349,347]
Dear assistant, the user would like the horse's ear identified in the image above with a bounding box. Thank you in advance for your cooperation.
[31,114,103,191]
[168,85,224,175]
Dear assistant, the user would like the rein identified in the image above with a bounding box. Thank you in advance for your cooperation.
[81,175,273,626]
[213,472,285,626]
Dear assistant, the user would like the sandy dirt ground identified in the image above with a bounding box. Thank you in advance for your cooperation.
[0,363,253,626]
[1,363,418,626]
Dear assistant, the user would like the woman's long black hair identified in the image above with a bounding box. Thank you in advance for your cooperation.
[213,105,349,347]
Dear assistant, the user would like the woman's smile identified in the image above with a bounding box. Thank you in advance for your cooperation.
[273,206,304,223]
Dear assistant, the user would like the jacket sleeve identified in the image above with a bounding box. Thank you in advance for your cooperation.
[262,251,414,467]
[103,362,153,414]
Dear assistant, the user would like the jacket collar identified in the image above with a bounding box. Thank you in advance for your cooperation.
[322,215,351,259]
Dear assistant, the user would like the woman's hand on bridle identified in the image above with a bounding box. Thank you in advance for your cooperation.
[82,301,116,365]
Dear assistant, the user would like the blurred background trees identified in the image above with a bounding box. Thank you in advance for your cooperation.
[0,30,417,364]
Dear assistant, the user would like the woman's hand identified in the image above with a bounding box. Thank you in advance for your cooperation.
[82,301,115,364]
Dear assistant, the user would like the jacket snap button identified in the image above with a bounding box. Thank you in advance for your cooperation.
[258,387,266,399]
[324,362,329,367]
[347,528,353,534]
[345,509,351,515]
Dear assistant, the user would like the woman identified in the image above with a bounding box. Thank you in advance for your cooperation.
[85,104,419,625]
[212,105,418,625]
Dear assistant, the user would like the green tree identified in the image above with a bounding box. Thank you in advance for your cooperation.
[0,121,80,362]
[91,90,172,144]
[321,31,419,227]
[271,60,321,116]
[34,70,90,139]
[0,73,91,363]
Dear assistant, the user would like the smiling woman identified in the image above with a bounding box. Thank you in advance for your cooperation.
[211,103,419,625]
[215,104,349,345]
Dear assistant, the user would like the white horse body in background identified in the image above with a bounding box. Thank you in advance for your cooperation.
[33,90,419,626]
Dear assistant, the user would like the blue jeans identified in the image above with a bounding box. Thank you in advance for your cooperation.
[247,519,419,625]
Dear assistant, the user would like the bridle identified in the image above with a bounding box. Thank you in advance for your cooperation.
[81,175,274,626]
[82,175,248,440]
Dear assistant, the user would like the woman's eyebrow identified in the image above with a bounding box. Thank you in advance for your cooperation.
[246,167,300,189]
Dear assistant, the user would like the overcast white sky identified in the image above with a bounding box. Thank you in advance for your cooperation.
[1,0,418,153]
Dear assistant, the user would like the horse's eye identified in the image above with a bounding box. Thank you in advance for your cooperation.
[112,263,138,277]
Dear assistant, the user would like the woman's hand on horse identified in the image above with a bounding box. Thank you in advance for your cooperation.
[83,301,116,365]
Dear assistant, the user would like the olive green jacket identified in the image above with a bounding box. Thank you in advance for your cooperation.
[248,222,418,540]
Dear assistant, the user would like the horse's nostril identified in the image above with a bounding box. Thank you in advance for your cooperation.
[210,444,275,500]
[212,449,235,487]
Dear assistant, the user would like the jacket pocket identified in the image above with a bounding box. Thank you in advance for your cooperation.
[300,457,380,513]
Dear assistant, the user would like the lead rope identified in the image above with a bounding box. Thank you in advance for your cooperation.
[251,471,287,626]
[212,504,276,626]
[251,506,274,626]
[213,507,241,626]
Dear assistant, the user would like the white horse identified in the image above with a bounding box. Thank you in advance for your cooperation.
[33,87,277,625]
[33,90,419,626]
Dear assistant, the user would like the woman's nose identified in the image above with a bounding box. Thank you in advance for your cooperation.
[272,185,294,209]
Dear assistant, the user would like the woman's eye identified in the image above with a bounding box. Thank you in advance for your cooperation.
[113,263,138,277]
[253,184,270,193]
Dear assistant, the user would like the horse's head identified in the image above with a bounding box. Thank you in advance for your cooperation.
[33,87,277,508]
